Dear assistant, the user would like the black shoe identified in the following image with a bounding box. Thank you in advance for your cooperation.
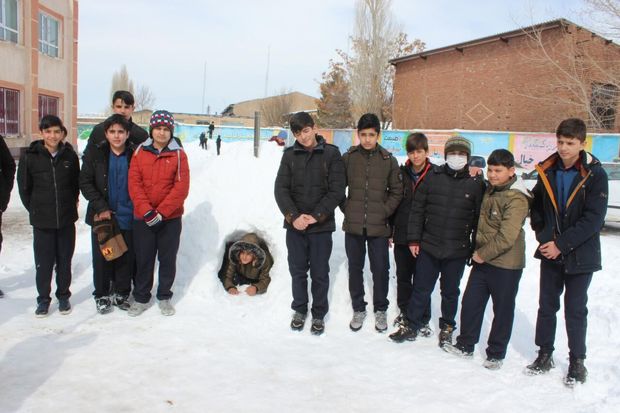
[438,325,454,348]
[290,311,307,331]
[564,358,587,387]
[310,318,325,336]
[95,296,113,314]
[525,351,555,376]
[389,324,418,343]
[443,342,474,358]
[113,294,131,311]
[418,323,433,338]
[58,299,72,315]
[393,312,405,327]
[35,300,50,318]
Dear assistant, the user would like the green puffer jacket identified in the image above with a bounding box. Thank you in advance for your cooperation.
[342,144,402,237]
[475,175,532,270]
[223,233,274,293]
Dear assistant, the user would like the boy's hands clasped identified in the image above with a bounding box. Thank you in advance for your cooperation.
[293,214,317,231]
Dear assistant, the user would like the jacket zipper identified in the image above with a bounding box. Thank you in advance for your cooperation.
[51,158,60,228]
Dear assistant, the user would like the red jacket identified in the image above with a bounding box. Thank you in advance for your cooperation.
[128,138,190,220]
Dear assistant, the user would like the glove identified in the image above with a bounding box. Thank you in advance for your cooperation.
[144,210,163,227]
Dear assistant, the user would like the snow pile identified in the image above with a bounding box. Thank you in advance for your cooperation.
[0,141,619,412]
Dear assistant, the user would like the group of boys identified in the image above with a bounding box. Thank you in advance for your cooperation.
[10,90,189,318]
[275,113,608,386]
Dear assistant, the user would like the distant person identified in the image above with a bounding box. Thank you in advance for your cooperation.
[216,135,222,155]
[199,131,207,150]
[341,113,402,333]
[525,118,608,387]
[17,115,80,317]
[218,233,274,295]
[127,110,190,317]
[0,134,16,299]
[87,90,148,148]
[208,121,215,140]
[274,111,346,335]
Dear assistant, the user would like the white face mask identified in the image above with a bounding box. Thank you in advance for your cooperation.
[446,154,468,171]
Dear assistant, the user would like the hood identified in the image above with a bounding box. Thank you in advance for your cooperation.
[228,233,267,268]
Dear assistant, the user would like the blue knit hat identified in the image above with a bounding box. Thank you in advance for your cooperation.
[149,110,175,133]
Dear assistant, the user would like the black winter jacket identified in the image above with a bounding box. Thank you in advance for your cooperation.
[408,164,485,259]
[274,135,346,234]
[392,159,432,245]
[17,140,80,229]
[79,140,136,226]
[87,118,148,147]
[530,151,608,274]
[0,135,16,212]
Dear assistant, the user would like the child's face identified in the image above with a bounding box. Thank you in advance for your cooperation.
[112,99,135,121]
[152,126,171,148]
[41,126,64,152]
[487,164,515,187]
[358,128,379,150]
[239,250,254,265]
[557,135,585,166]
[407,148,427,170]
[294,125,318,149]
[105,123,129,152]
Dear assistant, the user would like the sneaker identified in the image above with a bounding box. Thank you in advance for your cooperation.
[418,323,433,338]
[310,318,325,336]
[112,294,131,311]
[525,351,555,376]
[128,301,149,317]
[35,300,50,318]
[564,358,587,387]
[443,342,474,358]
[290,311,307,331]
[438,325,454,348]
[349,311,367,332]
[483,358,503,370]
[158,299,175,316]
[58,299,72,315]
[375,311,388,332]
[95,296,113,315]
[389,324,418,343]
[393,312,405,327]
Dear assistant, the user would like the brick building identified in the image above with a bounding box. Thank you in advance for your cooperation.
[391,19,620,133]
[1,0,78,153]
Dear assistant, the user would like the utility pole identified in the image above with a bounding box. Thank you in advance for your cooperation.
[264,45,270,98]
[201,61,207,113]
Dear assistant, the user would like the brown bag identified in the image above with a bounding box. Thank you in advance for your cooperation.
[93,218,128,261]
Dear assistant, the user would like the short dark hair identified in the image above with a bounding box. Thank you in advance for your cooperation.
[406,132,428,152]
[112,90,135,106]
[61,125,68,137]
[487,149,515,168]
[556,118,587,142]
[103,114,131,132]
[357,113,381,133]
[289,112,314,134]
[39,115,64,131]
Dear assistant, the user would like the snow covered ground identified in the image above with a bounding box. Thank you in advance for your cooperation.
[1,141,619,413]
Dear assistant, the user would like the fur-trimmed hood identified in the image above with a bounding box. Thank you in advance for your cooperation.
[228,233,267,269]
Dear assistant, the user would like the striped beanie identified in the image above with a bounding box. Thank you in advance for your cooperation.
[444,136,471,159]
[150,110,175,133]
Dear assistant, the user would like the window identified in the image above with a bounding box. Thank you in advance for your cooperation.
[39,12,59,57]
[38,94,59,120]
[591,83,618,130]
[0,0,18,43]
[0,87,20,135]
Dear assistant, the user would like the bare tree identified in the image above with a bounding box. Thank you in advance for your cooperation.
[110,65,135,99]
[134,84,156,112]
[260,89,294,127]
[583,0,620,39]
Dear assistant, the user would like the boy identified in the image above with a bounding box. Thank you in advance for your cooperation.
[443,149,531,370]
[220,232,273,296]
[127,110,190,317]
[80,114,137,314]
[389,136,485,346]
[526,118,608,386]
[391,133,432,335]
[17,115,80,317]
[88,90,148,147]
[0,134,16,299]
[342,113,402,332]
[274,111,345,335]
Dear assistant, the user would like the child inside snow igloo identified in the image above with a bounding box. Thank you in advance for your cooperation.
[218,232,273,296]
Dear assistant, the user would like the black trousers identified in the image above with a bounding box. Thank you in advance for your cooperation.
[394,244,431,323]
[132,218,182,304]
[406,249,466,330]
[33,224,75,303]
[91,229,134,298]
[456,263,522,359]
[286,229,332,319]
[345,232,390,313]
[535,260,593,359]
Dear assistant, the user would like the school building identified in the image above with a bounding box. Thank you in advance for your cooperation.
[0,0,78,153]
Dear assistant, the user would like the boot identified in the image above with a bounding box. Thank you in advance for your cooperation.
[564,357,587,387]
[525,351,555,375]
[438,324,454,348]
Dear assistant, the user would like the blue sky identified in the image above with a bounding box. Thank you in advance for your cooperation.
[78,0,585,115]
